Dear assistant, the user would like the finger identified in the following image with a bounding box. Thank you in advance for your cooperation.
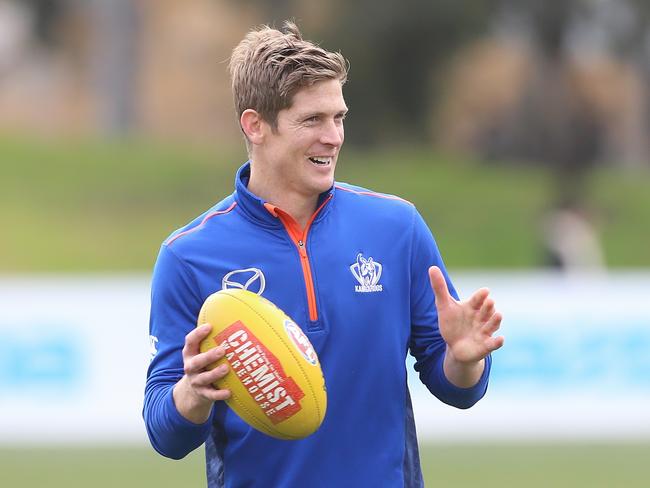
[482,312,502,335]
[429,266,452,308]
[189,381,232,402]
[183,323,214,361]
[190,363,230,389]
[477,298,495,322]
[487,335,505,352]
[189,364,232,403]
[200,387,232,403]
[468,288,490,310]
[184,345,227,376]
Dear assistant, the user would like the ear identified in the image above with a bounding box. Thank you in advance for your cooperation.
[240,109,266,145]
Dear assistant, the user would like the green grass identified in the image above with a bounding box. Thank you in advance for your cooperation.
[0,445,206,488]
[338,149,554,268]
[420,443,650,487]
[0,137,243,271]
[1,135,649,271]
[1,444,648,487]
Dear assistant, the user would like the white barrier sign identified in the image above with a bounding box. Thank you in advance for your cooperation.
[0,275,151,444]
[0,272,649,444]
[410,272,650,441]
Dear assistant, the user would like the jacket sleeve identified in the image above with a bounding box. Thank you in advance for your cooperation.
[408,208,491,409]
[143,243,214,459]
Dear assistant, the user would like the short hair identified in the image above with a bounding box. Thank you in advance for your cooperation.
[229,21,348,129]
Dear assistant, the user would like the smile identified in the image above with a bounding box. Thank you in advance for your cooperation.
[308,156,332,166]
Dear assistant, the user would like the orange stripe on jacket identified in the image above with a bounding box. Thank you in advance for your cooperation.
[166,202,237,246]
[334,185,413,205]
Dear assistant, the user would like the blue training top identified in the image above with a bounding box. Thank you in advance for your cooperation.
[143,162,491,488]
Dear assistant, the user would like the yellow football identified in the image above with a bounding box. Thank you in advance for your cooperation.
[197,288,327,440]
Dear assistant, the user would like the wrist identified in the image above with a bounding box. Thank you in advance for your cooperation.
[173,376,214,424]
[443,347,485,388]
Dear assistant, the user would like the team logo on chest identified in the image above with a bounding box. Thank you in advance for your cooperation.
[349,253,383,293]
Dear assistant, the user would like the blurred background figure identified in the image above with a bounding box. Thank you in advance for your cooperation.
[541,197,606,272]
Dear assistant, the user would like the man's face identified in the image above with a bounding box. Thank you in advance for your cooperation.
[258,78,348,200]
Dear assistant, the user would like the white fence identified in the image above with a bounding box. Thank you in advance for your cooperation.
[1,272,649,444]
[411,271,650,441]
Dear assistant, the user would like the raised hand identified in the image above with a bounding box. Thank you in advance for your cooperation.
[429,266,504,365]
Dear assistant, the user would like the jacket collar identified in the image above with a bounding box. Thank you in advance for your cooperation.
[233,161,335,228]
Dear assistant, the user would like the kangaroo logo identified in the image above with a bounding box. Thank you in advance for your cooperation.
[149,335,159,362]
[222,267,266,295]
[349,253,383,293]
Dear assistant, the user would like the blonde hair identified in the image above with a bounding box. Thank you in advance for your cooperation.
[229,21,348,128]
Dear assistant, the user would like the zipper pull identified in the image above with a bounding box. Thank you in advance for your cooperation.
[297,240,307,257]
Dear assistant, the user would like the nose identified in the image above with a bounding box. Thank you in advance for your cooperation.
[320,119,344,147]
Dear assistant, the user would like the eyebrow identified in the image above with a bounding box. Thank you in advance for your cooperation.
[300,108,349,119]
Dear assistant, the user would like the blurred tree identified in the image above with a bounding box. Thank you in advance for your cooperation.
[232,1,648,155]
[488,0,650,175]
[610,0,650,167]
[13,0,139,137]
[91,0,139,138]
[242,0,292,26]
[494,0,604,202]
[321,0,495,145]
[484,0,650,268]
[231,0,495,145]
[21,0,66,47]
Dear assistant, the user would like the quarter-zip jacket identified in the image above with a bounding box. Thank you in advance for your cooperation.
[144,162,492,488]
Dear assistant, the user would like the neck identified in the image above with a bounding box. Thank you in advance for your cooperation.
[248,164,318,230]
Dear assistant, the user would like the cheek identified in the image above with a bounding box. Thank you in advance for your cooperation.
[287,130,312,150]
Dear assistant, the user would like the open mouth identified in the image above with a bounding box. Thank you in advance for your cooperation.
[308,156,332,166]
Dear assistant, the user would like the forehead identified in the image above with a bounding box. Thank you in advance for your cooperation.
[286,79,347,115]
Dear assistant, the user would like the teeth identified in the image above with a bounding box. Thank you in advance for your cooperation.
[309,157,331,165]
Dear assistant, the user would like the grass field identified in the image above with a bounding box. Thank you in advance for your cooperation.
[2,444,649,487]
[1,135,649,271]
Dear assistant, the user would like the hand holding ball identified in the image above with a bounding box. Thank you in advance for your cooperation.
[197,289,327,440]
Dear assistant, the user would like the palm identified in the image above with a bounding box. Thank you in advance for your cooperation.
[429,266,504,363]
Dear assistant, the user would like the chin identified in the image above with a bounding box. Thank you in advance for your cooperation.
[307,172,332,187]
[316,175,335,193]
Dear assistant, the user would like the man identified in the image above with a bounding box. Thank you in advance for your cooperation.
[144,21,504,487]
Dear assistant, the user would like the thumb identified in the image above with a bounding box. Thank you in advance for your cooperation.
[428,266,451,308]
